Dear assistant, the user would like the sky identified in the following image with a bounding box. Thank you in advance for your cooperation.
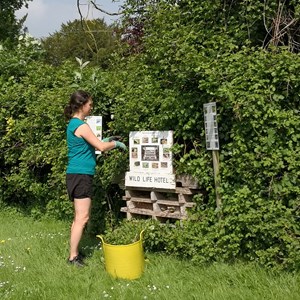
[16,0,124,38]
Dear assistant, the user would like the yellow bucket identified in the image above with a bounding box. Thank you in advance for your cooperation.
[96,230,145,280]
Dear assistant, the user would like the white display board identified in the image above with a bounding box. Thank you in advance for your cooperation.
[203,102,219,150]
[85,116,102,154]
[125,131,176,189]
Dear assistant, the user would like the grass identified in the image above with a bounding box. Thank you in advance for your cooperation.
[1,210,300,300]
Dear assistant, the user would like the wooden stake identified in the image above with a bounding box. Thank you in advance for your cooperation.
[212,150,221,209]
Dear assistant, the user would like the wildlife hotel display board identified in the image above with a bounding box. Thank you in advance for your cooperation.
[125,131,176,189]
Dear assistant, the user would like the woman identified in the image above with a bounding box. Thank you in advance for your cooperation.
[64,90,126,267]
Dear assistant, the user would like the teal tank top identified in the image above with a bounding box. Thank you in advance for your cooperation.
[66,118,96,175]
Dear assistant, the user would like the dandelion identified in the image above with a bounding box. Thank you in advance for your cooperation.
[1,240,5,243]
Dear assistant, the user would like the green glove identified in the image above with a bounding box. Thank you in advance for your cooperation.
[114,141,127,150]
[102,136,121,142]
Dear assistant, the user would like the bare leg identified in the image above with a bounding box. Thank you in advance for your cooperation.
[69,198,91,260]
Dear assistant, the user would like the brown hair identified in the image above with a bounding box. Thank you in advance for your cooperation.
[64,90,91,120]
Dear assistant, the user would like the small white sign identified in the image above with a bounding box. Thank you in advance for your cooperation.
[125,172,176,189]
[85,116,102,154]
[203,102,219,150]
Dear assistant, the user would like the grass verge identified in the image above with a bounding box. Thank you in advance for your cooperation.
[0,210,299,299]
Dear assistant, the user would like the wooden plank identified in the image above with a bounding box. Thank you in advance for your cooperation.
[156,200,181,206]
[124,186,199,195]
[120,207,133,220]
[121,207,186,220]
[184,202,195,208]
[155,211,184,219]
[124,186,176,193]
[122,197,155,203]
[121,207,155,216]
[120,207,128,213]
[175,187,202,195]
[158,199,195,207]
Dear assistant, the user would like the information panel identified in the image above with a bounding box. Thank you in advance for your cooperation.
[125,131,175,189]
[203,102,219,150]
[85,116,102,154]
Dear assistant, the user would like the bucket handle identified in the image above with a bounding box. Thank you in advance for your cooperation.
[96,235,105,244]
[139,230,145,241]
[96,230,145,245]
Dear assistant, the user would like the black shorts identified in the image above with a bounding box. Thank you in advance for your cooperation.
[66,174,93,201]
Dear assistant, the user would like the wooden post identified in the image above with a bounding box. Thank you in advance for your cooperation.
[212,150,221,209]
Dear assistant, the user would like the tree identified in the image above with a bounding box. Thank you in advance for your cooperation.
[0,0,32,46]
[41,19,119,68]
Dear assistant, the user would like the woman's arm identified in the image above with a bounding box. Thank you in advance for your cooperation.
[75,123,116,152]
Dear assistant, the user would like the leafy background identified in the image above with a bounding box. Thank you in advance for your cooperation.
[1,0,300,270]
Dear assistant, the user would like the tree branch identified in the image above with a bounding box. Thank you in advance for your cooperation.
[90,1,123,16]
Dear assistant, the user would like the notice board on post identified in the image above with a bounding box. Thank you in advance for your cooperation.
[85,116,102,154]
[203,102,219,150]
[125,131,176,189]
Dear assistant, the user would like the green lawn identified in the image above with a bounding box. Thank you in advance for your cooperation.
[0,211,299,300]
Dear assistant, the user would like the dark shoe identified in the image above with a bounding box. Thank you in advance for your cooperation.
[68,255,85,267]
[78,251,86,260]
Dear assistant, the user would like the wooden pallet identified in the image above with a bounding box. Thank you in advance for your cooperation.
[120,175,199,222]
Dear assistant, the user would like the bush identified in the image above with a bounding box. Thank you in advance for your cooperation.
[2,2,300,271]
[0,38,128,230]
